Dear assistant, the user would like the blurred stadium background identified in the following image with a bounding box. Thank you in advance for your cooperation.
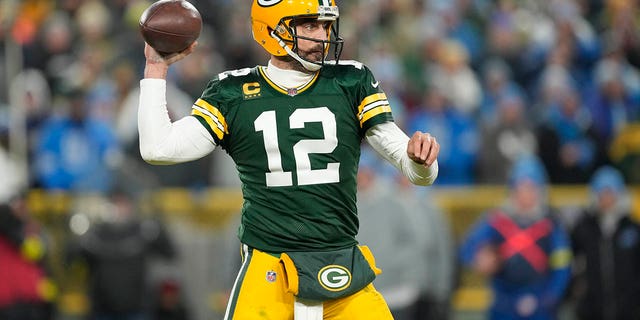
[0,0,639,319]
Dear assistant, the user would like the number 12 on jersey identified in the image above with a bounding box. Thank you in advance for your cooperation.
[254,107,340,187]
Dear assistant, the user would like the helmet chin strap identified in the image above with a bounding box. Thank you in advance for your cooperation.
[270,31,322,72]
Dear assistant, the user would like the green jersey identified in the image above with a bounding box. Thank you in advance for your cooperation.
[191,61,393,252]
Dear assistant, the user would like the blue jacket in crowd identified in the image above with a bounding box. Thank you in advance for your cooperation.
[460,209,572,320]
[34,116,119,192]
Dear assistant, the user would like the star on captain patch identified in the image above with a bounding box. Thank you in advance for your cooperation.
[266,270,277,282]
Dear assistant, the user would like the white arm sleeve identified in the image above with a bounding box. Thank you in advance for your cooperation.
[138,79,216,165]
[365,122,439,186]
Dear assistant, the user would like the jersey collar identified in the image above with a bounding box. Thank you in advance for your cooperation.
[259,64,320,96]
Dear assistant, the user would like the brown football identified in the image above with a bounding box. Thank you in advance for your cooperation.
[139,0,202,56]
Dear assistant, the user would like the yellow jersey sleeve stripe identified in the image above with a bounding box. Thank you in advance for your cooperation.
[193,105,226,133]
[191,108,224,140]
[194,99,228,132]
[360,105,392,126]
[359,100,390,120]
[357,93,388,115]
[549,249,572,269]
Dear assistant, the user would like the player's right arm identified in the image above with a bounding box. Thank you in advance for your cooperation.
[138,42,215,165]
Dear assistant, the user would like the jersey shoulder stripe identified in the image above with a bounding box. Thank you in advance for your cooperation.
[192,66,262,142]
[191,98,228,140]
[357,93,391,127]
[322,61,394,130]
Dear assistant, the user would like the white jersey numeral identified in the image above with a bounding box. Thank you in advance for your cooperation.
[254,107,340,187]
[217,68,252,81]
[254,111,293,187]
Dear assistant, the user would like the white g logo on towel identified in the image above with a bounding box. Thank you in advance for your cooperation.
[318,265,351,291]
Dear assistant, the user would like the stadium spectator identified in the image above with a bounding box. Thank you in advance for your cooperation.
[116,66,213,189]
[478,93,537,184]
[356,148,453,320]
[531,35,596,125]
[483,1,526,80]
[355,149,426,320]
[66,189,177,320]
[7,69,52,187]
[407,86,478,185]
[520,1,599,94]
[32,88,121,193]
[0,116,27,202]
[153,279,191,320]
[0,194,56,320]
[394,176,455,320]
[608,123,640,183]
[586,56,640,147]
[600,0,640,69]
[460,156,572,320]
[427,39,482,115]
[596,35,640,105]
[429,2,484,67]
[477,58,525,125]
[535,88,605,184]
[355,145,455,319]
[569,166,640,320]
[21,12,76,93]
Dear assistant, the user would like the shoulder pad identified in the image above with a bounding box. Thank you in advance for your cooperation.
[203,67,261,100]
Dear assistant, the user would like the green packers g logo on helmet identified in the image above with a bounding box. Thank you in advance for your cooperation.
[317,265,351,291]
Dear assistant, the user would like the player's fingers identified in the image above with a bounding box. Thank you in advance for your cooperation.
[165,41,198,64]
[179,41,198,57]
[425,137,440,167]
[419,133,434,162]
[410,132,423,160]
[407,132,417,158]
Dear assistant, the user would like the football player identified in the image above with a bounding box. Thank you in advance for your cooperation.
[138,1,440,319]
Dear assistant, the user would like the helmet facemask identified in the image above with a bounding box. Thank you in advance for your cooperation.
[270,9,344,71]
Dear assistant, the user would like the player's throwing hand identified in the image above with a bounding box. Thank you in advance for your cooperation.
[145,42,197,65]
[407,131,439,167]
[143,42,197,79]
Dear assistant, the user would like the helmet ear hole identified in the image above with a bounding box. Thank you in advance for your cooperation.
[274,24,287,36]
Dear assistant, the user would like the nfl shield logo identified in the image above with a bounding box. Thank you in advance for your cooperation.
[287,88,298,96]
[266,270,277,282]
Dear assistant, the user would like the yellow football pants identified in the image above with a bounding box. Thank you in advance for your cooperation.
[223,245,394,320]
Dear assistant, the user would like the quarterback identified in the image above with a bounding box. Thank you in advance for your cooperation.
[138,0,440,319]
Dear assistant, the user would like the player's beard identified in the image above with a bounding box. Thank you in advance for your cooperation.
[298,43,325,64]
[275,43,326,73]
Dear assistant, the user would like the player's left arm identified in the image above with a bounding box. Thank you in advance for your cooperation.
[365,122,439,186]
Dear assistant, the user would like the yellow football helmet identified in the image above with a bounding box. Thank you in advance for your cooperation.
[251,0,344,71]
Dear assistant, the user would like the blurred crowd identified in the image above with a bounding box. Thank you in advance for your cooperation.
[0,0,639,194]
[0,0,639,320]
